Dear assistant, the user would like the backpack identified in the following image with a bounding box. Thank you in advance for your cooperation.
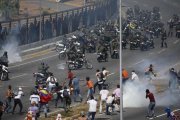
[63,89,69,98]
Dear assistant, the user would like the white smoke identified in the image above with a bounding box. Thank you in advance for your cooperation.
[1,22,22,63]
[123,80,156,107]
[2,38,22,63]
[123,79,180,108]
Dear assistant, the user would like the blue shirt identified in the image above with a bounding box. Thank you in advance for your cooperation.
[72,77,80,89]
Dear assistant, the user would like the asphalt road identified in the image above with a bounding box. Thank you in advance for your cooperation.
[122,0,180,120]
[0,0,180,120]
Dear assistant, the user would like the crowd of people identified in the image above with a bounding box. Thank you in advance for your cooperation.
[0,62,120,120]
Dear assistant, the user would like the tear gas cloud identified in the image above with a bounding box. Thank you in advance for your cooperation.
[1,23,22,63]
[123,60,180,108]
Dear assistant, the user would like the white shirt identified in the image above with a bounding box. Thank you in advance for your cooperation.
[102,70,110,80]
[29,94,40,104]
[46,76,57,86]
[113,88,120,98]
[106,96,114,104]
[14,91,24,99]
[131,72,139,81]
[87,99,97,112]
[100,89,109,101]
[59,89,70,98]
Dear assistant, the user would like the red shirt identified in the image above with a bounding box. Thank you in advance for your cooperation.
[146,93,155,102]
[68,72,74,80]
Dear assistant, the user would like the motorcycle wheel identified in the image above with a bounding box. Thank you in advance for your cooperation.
[59,53,66,60]
[1,72,8,81]
[85,62,93,69]
[68,63,76,70]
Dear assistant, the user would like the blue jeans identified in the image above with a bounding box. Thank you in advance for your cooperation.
[87,112,96,120]
[39,102,48,116]
[5,98,12,113]
[148,102,155,117]
[87,88,94,100]
[73,88,82,101]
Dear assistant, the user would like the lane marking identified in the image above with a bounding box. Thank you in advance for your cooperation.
[11,73,28,79]
[133,1,137,3]
[9,54,58,69]
[157,49,165,54]
[63,2,82,7]
[149,109,180,119]
[149,52,154,55]
[22,48,54,61]
[173,40,180,44]
[133,59,145,65]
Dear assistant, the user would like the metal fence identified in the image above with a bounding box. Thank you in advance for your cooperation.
[0,0,117,46]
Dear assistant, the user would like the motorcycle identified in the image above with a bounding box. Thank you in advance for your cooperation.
[97,52,108,62]
[140,41,148,51]
[67,55,93,70]
[0,64,9,81]
[55,41,65,52]
[33,72,47,88]
[86,42,96,53]
[129,40,140,50]
[146,39,155,49]
[58,46,67,60]
[111,50,119,59]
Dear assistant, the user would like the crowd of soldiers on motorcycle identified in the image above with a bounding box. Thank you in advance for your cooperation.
[122,5,180,51]
[56,20,120,68]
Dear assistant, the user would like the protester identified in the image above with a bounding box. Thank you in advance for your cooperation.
[169,68,178,90]
[86,77,94,101]
[131,70,139,81]
[94,69,103,94]
[122,68,129,84]
[146,89,156,118]
[4,85,13,113]
[99,86,109,114]
[38,86,51,118]
[27,101,39,120]
[72,76,83,102]
[145,64,156,81]
[87,96,97,120]
[67,69,74,87]
[59,86,71,109]
[29,91,40,105]
[56,113,62,120]
[46,73,58,93]
[12,87,24,114]
[113,84,120,107]
[106,94,115,115]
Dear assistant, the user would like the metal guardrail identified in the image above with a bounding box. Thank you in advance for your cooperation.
[0,0,117,47]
